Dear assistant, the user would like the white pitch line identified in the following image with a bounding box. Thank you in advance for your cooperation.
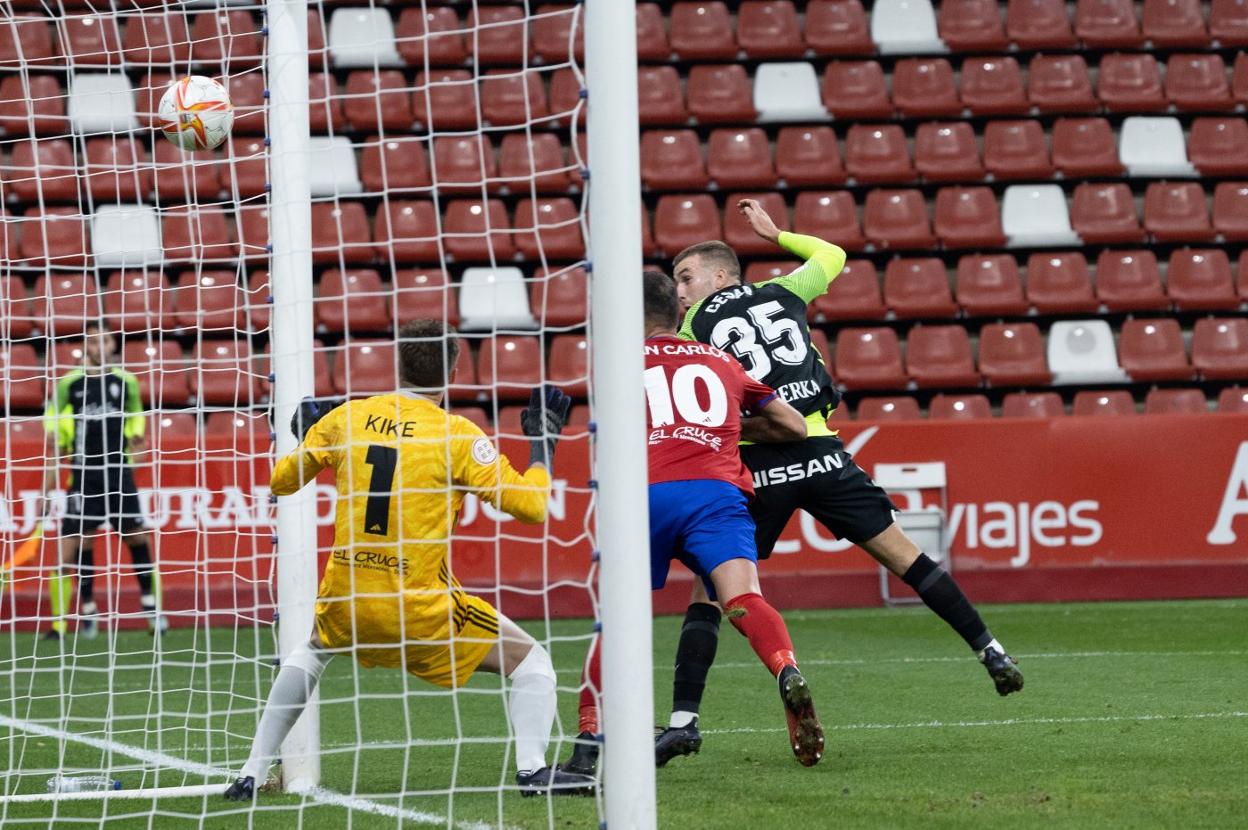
[0,713,516,830]
[704,710,1248,736]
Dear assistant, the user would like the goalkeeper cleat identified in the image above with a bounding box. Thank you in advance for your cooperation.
[778,666,824,767]
[223,776,255,802]
[654,719,702,768]
[41,628,62,643]
[148,613,170,636]
[516,766,595,798]
[559,730,600,776]
[981,647,1024,696]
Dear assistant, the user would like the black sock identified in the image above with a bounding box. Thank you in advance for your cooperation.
[902,553,993,652]
[672,603,722,718]
[128,541,154,601]
[76,545,95,607]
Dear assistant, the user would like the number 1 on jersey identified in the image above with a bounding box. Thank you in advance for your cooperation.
[362,444,397,536]
[643,363,728,427]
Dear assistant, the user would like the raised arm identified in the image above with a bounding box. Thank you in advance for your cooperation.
[737,198,847,303]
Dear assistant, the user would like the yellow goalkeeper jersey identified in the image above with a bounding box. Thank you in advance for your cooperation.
[270,393,549,683]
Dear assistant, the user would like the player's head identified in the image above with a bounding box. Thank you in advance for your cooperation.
[643,269,680,336]
[397,319,459,396]
[672,241,742,314]
[82,321,116,368]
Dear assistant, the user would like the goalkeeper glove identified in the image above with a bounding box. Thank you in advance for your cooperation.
[290,397,334,440]
[521,385,573,469]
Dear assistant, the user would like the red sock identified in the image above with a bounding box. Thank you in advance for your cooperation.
[578,637,601,734]
[724,593,797,677]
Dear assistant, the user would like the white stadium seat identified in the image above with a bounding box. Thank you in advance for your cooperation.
[306,136,363,197]
[93,205,162,267]
[753,63,830,123]
[1048,320,1129,385]
[328,8,403,68]
[68,73,138,134]
[458,267,538,331]
[1002,185,1080,247]
[1119,117,1197,178]
[871,0,946,53]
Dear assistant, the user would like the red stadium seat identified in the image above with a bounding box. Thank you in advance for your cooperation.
[822,61,891,119]
[1098,53,1167,112]
[635,3,672,61]
[360,137,431,195]
[498,133,572,194]
[738,0,804,58]
[934,187,1006,248]
[979,322,1051,385]
[884,258,958,318]
[0,344,43,410]
[775,127,846,187]
[1075,0,1143,46]
[1236,52,1248,103]
[311,202,373,265]
[1166,54,1234,111]
[375,201,440,264]
[1,275,34,338]
[62,13,123,67]
[204,411,271,447]
[412,70,477,132]
[1142,0,1210,46]
[808,328,833,369]
[640,130,709,191]
[173,271,244,332]
[133,72,171,129]
[465,6,526,65]
[549,69,588,129]
[1211,0,1248,44]
[222,72,265,135]
[669,2,737,60]
[960,57,1028,115]
[224,138,268,199]
[1120,318,1193,381]
[343,71,413,133]
[956,254,1029,316]
[396,6,466,67]
[0,75,66,136]
[514,197,584,260]
[333,340,398,396]
[452,407,492,434]
[191,340,262,405]
[892,59,961,118]
[122,341,190,407]
[863,190,935,250]
[1194,318,1248,379]
[1026,252,1099,313]
[23,210,88,267]
[102,271,173,333]
[190,10,263,68]
[1002,391,1064,417]
[1073,390,1136,416]
[448,339,482,403]
[122,12,190,67]
[834,327,907,390]
[930,393,992,419]
[531,266,588,328]
[1051,118,1124,177]
[938,0,1009,49]
[4,138,77,202]
[857,396,922,421]
[431,134,497,193]
[393,269,458,327]
[548,334,590,397]
[308,72,344,134]
[687,64,757,123]
[162,205,234,265]
[983,121,1054,180]
[805,0,875,53]
[1007,0,1077,47]
[149,412,200,445]
[908,325,980,388]
[708,128,777,190]
[480,70,549,127]
[316,268,391,334]
[1027,55,1098,113]
[441,199,515,262]
[1145,388,1207,414]
[152,141,220,202]
[637,66,688,125]
[914,122,984,182]
[1095,250,1168,311]
[1071,183,1146,243]
[654,195,721,256]
[0,16,56,68]
[532,4,584,63]
[810,259,884,320]
[1167,248,1238,310]
[640,204,658,256]
[845,125,914,184]
[746,261,801,283]
[1144,182,1215,242]
[794,191,863,250]
[1218,386,1248,411]
[1213,182,1248,240]
[724,192,788,255]
[1188,118,1248,176]
[243,270,270,331]
[477,336,543,402]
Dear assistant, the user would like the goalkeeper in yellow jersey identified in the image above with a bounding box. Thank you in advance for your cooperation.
[225,319,594,799]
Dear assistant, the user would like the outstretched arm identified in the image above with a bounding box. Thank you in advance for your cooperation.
[736,198,847,303]
[740,397,808,444]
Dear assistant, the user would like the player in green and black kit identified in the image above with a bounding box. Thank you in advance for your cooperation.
[653,199,1023,765]
[41,322,166,640]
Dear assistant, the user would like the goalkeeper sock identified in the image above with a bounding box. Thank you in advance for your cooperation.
[670,602,721,728]
[128,540,155,603]
[48,571,72,635]
[902,553,993,652]
[578,637,601,735]
[239,641,332,781]
[724,593,797,677]
[507,645,557,775]
[76,544,94,607]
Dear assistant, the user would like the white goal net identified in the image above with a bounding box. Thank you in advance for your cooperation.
[0,1,614,826]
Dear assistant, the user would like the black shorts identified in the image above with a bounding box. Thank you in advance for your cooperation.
[741,435,897,559]
[62,468,146,537]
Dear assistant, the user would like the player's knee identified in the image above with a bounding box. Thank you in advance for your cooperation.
[508,641,555,686]
[285,640,333,681]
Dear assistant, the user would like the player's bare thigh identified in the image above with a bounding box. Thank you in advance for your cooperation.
[475,613,538,677]
[706,558,762,606]
[859,522,922,576]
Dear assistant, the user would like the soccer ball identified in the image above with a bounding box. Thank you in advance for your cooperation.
[158,76,234,151]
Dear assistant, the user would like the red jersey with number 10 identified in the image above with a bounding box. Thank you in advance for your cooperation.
[644,335,778,494]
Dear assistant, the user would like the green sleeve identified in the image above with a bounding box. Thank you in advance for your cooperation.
[757,231,847,304]
[43,373,78,452]
[119,370,145,440]
[677,299,705,342]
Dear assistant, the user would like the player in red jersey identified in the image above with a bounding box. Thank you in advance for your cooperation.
[564,270,823,774]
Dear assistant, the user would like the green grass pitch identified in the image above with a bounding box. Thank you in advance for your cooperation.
[1,598,1245,829]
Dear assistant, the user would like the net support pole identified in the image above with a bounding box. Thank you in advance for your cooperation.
[585,2,657,828]
[266,0,320,792]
